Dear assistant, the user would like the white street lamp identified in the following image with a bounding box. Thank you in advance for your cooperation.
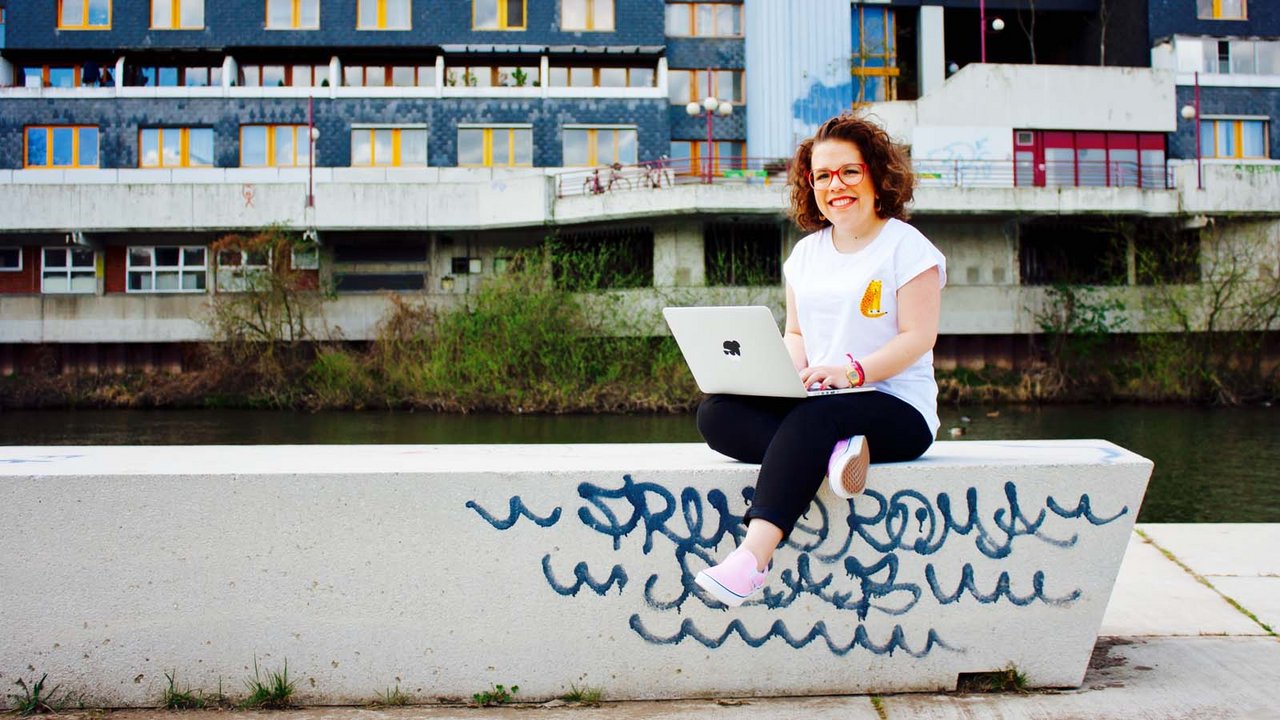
[687,85,733,183]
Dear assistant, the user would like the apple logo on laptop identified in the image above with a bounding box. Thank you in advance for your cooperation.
[723,340,742,358]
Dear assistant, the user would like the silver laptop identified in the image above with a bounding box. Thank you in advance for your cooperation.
[663,305,872,398]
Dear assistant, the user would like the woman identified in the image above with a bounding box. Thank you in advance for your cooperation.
[694,113,946,608]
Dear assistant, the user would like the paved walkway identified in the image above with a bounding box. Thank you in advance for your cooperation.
[50,524,1280,720]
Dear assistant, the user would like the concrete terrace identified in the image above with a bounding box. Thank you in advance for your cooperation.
[17,523,1280,720]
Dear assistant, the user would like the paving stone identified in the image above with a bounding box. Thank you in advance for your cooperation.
[1100,533,1262,636]
[1138,523,1280,577]
[1207,576,1280,633]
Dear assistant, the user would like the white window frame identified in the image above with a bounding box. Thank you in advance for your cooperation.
[291,245,320,270]
[215,247,271,292]
[41,247,97,294]
[126,246,208,293]
[1,247,22,272]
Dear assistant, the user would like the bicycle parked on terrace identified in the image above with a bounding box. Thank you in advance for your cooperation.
[643,155,674,189]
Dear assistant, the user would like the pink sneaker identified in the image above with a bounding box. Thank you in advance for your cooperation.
[695,547,767,607]
[827,435,870,499]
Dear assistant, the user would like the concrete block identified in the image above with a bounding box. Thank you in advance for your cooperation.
[1206,577,1280,632]
[1139,523,1280,577]
[0,440,1151,706]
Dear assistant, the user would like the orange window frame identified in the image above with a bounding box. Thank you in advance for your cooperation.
[58,0,112,29]
[265,0,319,29]
[667,3,741,38]
[358,0,411,29]
[239,125,307,167]
[671,69,745,105]
[671,140,745,174]
[150,0,204,29]
[23,126,100,169]
[351,128,426,167]
[561,0,614,31]
[139,128,213,168]
[473,0,526,30]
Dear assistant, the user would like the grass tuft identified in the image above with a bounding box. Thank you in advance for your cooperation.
[561,684,603,705]
[370,685,411,707]
[240,658,295,710]
[8,675,61,716]
[160,671,207,710]
[956,664,1028,693]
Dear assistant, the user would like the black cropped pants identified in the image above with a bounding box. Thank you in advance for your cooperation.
[696,391,934,540]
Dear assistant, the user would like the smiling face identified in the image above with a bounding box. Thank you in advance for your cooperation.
[810,139,879,232]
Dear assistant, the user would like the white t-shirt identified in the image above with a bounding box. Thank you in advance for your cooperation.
[782,218,948,437]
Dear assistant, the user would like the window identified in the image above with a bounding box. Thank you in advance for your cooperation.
[473,0,525,30]
[668,69,743,105]
[1175,38,1280,75]
[670,140,745,174]
[445,65,539,87]
[240,64,326,87]
[58,0,111,29]
[1,248,22,272]
[135,64,221,87]
[151,0,203,29]
[42,248,96,294]
[22,65,98,88]
[215,247,270,292]
[1196,0,1246,20]
[24,126,99,169]
[140,128,214,168]
[665,3,741,37]
[562,127,637,167]
[126,246,207,293]
[351,127,428,167]
[240,125,311,167]
[451,257,483,274]
[548,65,653,87]
[358,0,411,29]
[704,222,782,286]
[266,0,319,29]
[852,7,899,103]
[1201,118,1269,158]
[344,64,435,87]
[291,245,320,270]
[561,0,613,31]
[457,126,532,167]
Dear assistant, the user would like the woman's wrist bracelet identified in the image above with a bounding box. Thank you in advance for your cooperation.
[844,353,865,387]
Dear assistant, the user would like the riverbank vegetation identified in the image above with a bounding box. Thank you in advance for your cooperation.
[1,228,1276,411]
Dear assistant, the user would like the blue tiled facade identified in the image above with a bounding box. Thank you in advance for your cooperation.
[1149,0,1280,41]
[0,0,729,169]
[1170,85,1280,161]
[1153,1,1280,161]
[0,96,670,168]
[4,0,666,50]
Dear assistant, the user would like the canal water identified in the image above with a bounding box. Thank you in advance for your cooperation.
[2,404,1275,524]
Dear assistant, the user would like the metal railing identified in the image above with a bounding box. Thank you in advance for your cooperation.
[556,157,1177,197]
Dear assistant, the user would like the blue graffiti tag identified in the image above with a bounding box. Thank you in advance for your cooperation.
[541,554,628,597]
[629,616,955,658]
[466,473,1130,657]
[465,497,561,530]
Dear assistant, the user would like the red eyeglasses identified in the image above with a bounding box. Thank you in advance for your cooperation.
[807,163,867,189]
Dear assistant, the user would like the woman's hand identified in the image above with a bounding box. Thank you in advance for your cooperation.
[799,364,852,390]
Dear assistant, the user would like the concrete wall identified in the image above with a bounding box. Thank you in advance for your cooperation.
[869,64,1178,142]
[0,441,1153,705]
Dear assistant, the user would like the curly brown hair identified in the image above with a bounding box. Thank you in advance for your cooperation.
[788,113,915,232]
